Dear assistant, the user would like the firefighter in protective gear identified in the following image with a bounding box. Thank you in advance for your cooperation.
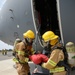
[66,42,75,66]
[41,31,67,75]
[13,30,35,75]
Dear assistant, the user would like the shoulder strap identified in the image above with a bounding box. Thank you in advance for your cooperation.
[56,46,71,74]
[55,46,69,63]
[22,40,27,50]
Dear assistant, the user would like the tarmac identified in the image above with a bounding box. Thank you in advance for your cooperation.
[0,51,75,75]
[0,51,36,75]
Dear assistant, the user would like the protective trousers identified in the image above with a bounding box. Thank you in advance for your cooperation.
[16,63,30,75]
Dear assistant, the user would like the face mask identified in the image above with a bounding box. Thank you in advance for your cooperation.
[44,42,51,51]
[43,42,52,57]
[42,40,49,47]
[25,38,34,46]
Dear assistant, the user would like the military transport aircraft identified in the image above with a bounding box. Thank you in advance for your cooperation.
[0,0,75,75]
[0,0,75,51]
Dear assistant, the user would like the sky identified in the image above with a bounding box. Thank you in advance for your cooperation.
[0,40,13,50]
[0,0,6,10]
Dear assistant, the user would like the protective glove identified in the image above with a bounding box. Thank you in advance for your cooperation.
[25,57,29,63]
[41,63,46,68]
[12,52,16,56]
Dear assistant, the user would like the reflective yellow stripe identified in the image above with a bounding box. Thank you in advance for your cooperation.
[48,59,56,67]
[31,48,35,54]
[13,57,29,64]
[18,51,25,55]
[13,58,19,63]
[19,58,29,63]
[25,57,29,62]
[13,58,25,63]
[19,60,25,63]
[15,50,18,52]
[31,51,35,54]
[50,67,65,73]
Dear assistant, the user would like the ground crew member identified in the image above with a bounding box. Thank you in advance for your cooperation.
[41,31,67,75]
[13,30,35,75]
[2,49,4,55]
[5,49,7,55]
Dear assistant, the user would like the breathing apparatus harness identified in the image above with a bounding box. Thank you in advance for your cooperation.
[43,41,52,57]
[51,44,71,75]
[25,38,33,46]
[13,39,33,64]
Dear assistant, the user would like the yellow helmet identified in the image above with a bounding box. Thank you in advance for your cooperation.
[42,31,59,45]
[66,42,74,47]
[23,30,35,39]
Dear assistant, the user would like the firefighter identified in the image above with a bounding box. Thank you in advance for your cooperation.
[4,49,7,55]
[41,31,67,75]
[66,42,75,67]
[13,30,35,75]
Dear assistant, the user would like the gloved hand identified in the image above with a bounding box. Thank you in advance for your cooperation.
[12,52,16,56]
[25,57,29,63]
[29,54,48,65]
[41,63,46,68]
